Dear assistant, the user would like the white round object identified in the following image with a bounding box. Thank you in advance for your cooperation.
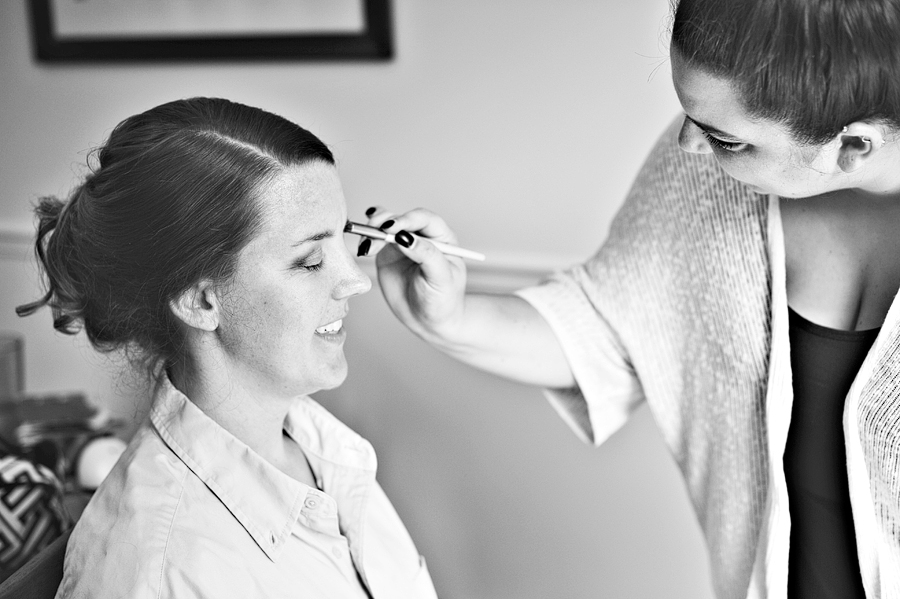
[76,436,127,490]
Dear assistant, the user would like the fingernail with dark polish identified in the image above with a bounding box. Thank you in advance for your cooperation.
[365,207,376,217]
[357,238,371,257]
[395,230,414,248]
[379,219,395,231]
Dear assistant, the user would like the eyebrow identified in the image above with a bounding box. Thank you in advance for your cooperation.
[291,230,334,247]
[685,115,740,140]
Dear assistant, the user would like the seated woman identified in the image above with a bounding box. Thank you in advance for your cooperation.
[17,97,437,599]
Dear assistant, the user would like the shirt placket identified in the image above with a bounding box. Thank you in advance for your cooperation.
[294,488,364,588]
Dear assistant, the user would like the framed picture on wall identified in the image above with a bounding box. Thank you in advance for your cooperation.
[29,0,392,62]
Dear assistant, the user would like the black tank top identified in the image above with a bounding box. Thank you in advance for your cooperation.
[784,307,879,599]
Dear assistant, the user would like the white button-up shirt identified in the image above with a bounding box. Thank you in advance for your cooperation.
[56,377,438,599]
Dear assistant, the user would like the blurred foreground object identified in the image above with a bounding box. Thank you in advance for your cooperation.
[0,451,68,582]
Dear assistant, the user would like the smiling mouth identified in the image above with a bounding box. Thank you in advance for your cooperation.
[315,319,343,335]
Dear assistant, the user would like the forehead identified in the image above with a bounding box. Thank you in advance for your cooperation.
[671,51,745,124]
[253,161,344,238]
[240,161,345,258]
[259,161,342,217]
[671,50,802,147]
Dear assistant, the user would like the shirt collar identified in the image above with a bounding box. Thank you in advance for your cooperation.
[283,397,377,475]
[149,376,376,562]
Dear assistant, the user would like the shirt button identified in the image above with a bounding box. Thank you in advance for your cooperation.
[269,531,277,545]
[332,547,342,559]
[304,496,319,510]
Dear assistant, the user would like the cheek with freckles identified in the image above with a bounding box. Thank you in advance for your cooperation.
[219,295,266,361]
[218,286,296,374]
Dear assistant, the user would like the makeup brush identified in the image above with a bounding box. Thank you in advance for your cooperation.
[345,221,486,262]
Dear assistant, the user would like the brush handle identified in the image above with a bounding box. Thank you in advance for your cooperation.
[346,222,486,262]
[405,236,486,262]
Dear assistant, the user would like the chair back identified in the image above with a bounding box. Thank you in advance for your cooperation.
[0,529,70,599]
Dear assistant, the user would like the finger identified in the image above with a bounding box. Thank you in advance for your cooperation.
[356,236,390,257]
[377,208,459,245]
[389,229,462,281]
[348,206,392,257]
[361,206,397,229]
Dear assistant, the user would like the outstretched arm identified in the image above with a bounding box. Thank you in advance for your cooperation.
[365,207,575,389]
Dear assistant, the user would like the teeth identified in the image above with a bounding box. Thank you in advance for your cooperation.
[315,319,343,335]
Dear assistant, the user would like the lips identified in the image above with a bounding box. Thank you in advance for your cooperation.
[315,319,343,335]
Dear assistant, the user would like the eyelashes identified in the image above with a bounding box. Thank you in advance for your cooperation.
[292,252,324,272]
[701,131,747,153]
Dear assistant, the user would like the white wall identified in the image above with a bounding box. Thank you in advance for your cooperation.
[0,1,715,597]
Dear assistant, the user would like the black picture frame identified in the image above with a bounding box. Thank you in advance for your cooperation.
[29,0,392,62]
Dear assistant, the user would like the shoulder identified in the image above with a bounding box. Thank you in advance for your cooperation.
[58,422,271,598]
[623,116,758,222]
[570,117,771,324]
[56,424,192,598]
[596,116,766,262]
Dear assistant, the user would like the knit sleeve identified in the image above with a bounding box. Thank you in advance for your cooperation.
[512,116,692,447]
[520,114,774,597]
[516,113,770,456]
[515,272,644,446]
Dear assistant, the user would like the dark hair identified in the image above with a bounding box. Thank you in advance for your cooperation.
[671,0,900,145]
[17,97,334,372]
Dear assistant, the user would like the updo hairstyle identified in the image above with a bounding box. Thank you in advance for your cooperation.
[671,0,900,145]
[16,97,334,372]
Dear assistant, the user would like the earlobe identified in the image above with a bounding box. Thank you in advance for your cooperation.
[169,281,220,332]
[837,150,860,173]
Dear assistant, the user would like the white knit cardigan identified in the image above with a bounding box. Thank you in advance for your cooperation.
[517,118,900,599]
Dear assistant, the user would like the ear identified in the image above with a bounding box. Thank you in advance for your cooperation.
[837,122,885,173]
[169,280,221,332]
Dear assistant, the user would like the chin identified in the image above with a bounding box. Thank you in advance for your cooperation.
[282,362,348,398]
[317,360,350,392]
[318,376,348,393]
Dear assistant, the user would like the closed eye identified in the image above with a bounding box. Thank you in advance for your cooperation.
[701,130,748,153]
[298,261,323,272]
[292,250,324,272]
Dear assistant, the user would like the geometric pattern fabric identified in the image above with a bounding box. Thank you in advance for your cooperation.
[0,454,68,581]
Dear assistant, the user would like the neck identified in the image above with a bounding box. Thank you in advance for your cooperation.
[168,355,294,465]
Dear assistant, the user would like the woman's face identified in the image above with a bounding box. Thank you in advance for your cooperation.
[670,50,845,198]
[214,161,371,399]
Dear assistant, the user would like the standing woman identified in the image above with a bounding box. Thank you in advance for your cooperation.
[17,98,437,598]
[363,0,900,597]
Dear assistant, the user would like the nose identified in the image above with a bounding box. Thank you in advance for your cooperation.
[678,117,713,155]
[333,250,372,300]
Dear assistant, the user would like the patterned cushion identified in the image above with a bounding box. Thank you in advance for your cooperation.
[0,454,69,581]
